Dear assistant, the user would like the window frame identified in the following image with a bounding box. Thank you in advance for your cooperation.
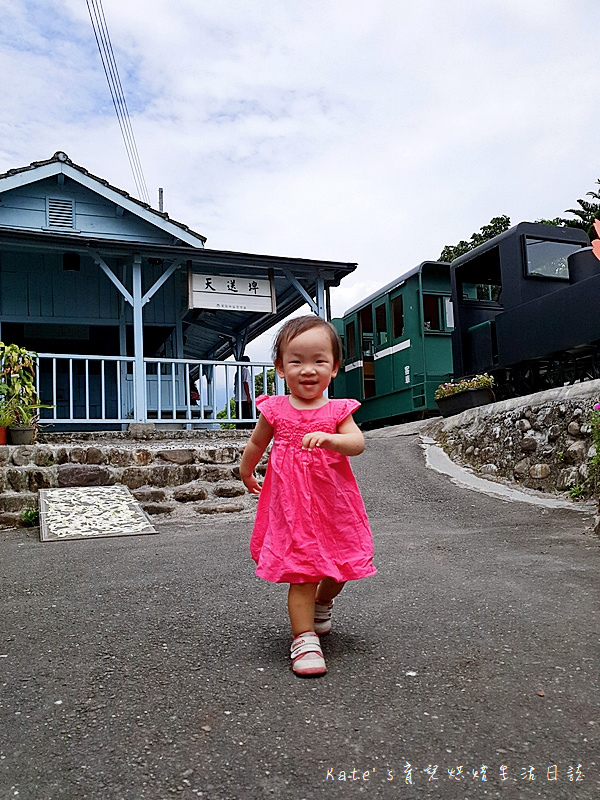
[374,301,389,349]
[344,320,357,361]
[522,235,581,281]
[391,293,405,340]
[422,293,454,333]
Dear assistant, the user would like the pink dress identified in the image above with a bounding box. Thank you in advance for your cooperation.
[250,395,377,584]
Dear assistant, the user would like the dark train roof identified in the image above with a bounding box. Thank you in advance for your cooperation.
[343,260,449,317]
[450,221,589,268]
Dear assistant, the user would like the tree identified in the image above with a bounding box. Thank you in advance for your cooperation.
[439,215,511,262]
[534,216,570,227]
[217,397,237,429]
[563,181,600,234]
[536,179,600,234]
[438,180,600,265]
[254,368,276,396]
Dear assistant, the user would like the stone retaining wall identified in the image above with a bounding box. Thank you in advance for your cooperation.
[426,379,600,528]
[0,432,262,528]
[5,384,600,531]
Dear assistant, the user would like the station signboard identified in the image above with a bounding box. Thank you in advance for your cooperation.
[188,271,276,313]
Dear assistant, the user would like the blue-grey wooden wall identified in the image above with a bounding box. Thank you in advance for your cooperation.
[0,175,186,327]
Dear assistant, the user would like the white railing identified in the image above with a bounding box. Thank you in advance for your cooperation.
[36,353,136,424]
[36,352,284,426]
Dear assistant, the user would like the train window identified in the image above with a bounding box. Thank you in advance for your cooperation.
[360,306,373,333]
[345,321,356,360]
[360,306,374,357]
[459,281,501,301]
[524,237,580,280]
[375,303,388,346]
[444,297,454,329]
[392,295,404,338]
[456,247,502,303]
[423,295,442,331]
[476,284,501,301]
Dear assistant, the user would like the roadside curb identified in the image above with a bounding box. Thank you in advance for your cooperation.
[420,434,596,513]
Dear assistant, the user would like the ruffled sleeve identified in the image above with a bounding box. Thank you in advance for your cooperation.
[255,394,276,426]
[335,398,361,423]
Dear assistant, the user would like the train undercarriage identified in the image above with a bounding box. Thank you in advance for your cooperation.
[491,343,600,400]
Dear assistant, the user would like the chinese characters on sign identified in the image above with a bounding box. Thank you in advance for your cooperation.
[324,763,585,785]
[188,272,276,313]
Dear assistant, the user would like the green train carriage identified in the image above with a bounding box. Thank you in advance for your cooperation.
[332,261,454,427]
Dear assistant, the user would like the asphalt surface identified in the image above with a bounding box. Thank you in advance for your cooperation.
[1,432,599,800]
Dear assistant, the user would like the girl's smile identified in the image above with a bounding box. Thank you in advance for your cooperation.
[275,327,340,407]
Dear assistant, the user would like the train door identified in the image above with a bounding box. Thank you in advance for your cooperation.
[389,291,412,393]
[420,290,454,407]
[330,318,346,398]
[359,305,375,398]
[373,299,394,395]
[422,293,454,372]
[342,317,362,400]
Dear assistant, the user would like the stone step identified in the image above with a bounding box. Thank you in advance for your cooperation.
[0,435,261,527]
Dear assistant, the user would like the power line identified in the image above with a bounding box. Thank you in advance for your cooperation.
[86,0,150,205]
[87,0,149,204]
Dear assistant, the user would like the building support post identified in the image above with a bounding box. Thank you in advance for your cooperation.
[316,276,326,319]
[118,262,128,426]
[281,268,328,319]
[233,331,248,361]
[132,254,146,422]
[281,268,318,314]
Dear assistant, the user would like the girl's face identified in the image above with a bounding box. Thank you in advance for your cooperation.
[275,326,340,403]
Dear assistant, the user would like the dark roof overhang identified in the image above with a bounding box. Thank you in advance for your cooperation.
[0,227,357,360]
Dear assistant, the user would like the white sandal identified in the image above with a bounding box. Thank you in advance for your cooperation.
[314,599,334,635]
[290,632,327,677]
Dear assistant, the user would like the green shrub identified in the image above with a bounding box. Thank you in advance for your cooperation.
[20,508,39,527]
[217,398,237,429]
[568,484,587,501]
[587,404,600,496]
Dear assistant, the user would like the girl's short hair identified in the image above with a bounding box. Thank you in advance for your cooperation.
[272,315,342,364]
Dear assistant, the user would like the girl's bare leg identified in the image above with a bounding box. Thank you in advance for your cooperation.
[315,577,346,605]
[288,582,318,637]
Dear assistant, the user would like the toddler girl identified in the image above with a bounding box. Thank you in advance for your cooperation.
[240,315,376,677]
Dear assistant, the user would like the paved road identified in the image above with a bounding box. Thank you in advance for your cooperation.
[1,432,598,800]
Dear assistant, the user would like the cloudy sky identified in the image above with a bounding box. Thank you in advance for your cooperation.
[1,0,599,358]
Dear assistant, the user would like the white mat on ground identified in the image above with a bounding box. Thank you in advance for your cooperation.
[39,486,157,542]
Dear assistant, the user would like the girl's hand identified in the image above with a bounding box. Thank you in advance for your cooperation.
[302,415,365,456]
[242,473,262,495]
[302,431,335,451]
[239,414,273,494]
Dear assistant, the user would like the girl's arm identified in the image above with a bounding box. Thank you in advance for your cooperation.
[301,414,365,456]
[239,414,274,494]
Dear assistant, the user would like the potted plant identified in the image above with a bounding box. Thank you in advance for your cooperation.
[0,397,16,444]
[435,373,496,417]
[0,342,52,444]
[6,396,51,444]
